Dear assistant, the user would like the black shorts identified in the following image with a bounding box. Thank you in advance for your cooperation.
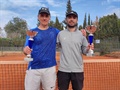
[57,71,84,90]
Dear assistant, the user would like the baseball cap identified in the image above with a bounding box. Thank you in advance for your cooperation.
[38,7,50,15]
[66,10,78,17]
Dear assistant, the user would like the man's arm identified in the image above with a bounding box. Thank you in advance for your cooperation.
[56,32,61,48]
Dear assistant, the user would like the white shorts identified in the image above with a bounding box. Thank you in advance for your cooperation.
[25,66,56,90]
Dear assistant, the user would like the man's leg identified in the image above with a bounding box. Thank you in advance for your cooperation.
[57,71,70,90]
[41,66,56,90]
[25,69,41,90]
[71,72,84,90]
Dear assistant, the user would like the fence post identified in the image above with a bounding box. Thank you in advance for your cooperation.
[0,38,3,56]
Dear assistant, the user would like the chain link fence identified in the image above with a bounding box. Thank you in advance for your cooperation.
[0,38,25,55]
[0,36,120,55]
[94,36,120,55]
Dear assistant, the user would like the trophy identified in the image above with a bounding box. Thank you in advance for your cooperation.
[85,25,97,56]
[24,30,37,62]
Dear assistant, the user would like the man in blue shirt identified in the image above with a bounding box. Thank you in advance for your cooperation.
[23,7,59,90]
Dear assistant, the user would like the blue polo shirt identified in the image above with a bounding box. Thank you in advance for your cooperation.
[24,27,60,69]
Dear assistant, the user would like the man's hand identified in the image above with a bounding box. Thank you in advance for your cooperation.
[81,29,86,37]
[87,43,94,51]
[23,46,32,55]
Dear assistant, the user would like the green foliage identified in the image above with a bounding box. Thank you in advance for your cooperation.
[0,27,2,37]
[78,25,83,30]
[66,0,72,15]
[88,14,90,25]
[0,38,25,47]
[49,20,55,27]
[94,36,120,55]
[49,17,64,30]
[54,17,60,28]
[97,13,120,39]
[0,38,9,47]
[118,19,120,28]
[91,20,93,25]
[4,17,28,39]
[99,42,111,55]
[83,13,87,29]
[79,13,91,29]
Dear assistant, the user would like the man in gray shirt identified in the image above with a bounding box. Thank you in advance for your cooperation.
[57,10,94,90]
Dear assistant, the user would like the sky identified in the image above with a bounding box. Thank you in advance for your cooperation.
[0,0,120,33]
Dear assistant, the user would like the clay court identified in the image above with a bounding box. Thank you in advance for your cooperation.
[0,51,120,90]
[0,51,119,60]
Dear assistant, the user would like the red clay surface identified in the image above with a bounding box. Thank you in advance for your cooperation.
[0,51,120,90]
[0,51,119,61]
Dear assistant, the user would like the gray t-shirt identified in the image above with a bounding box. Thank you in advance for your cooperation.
[57,29,88,72]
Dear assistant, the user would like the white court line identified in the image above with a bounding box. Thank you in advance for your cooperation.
[0,59,120,64]
[84,59,120,63]
[0,61,28,64]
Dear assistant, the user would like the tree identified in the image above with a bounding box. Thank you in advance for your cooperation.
[4,17,28,39]
[88,14,91,25]
[118,18,120,41]
[78,25,83,30]
[66,0,72,15]
[49,20,54,27]
[0,27,2,38]
[54,17,63,30]
[91,20,93,25]
[83,13,87,29]
[97,13,119,39]
[93,16,100,39]
[62,0,72,26]
[112,13,119,36]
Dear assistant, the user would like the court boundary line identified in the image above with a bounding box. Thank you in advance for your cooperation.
[0,59,120,64]
[84,59,120,63]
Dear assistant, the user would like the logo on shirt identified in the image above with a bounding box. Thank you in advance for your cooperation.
[63,37,66,40]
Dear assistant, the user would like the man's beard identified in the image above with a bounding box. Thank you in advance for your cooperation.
[67,23,77,28]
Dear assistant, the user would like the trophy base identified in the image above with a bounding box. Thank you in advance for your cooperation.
[24,57,33,62]
[87,49,94,57]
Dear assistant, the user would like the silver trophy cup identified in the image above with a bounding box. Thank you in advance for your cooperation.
[24,30,37,62]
